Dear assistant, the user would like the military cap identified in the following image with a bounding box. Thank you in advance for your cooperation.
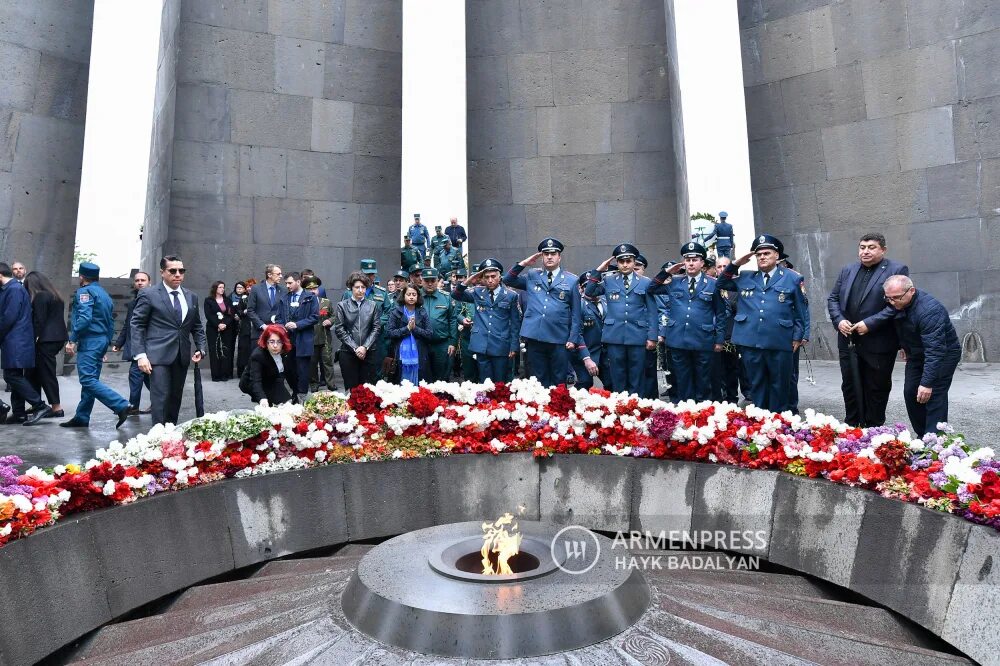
[360,258,377,274]
[443,237,452,245]
[719,211,728,219]
[78,262,100,279]
[301,276,321,289]
[578,270,596,286]
[681,241,707,259]
[779,252,794,269]
[407,263,423,274]
[403,234,411,241]
[635,254,648,268]
[471,263,481,272]
[435,225,442,231]
[393,270,409,280]
[414,213,421,220]
[613,243,639,259]
[660,260,678,272]
[454,267,468,278]
[750,234,782,253]
[421,267,439,280]
[479,257,503,273]
[538,237,564,253]
[704,256,716,268]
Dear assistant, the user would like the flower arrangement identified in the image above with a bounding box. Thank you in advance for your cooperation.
[1,379,997,547]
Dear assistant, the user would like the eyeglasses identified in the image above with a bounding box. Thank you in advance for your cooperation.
[266,339,282,345]
[884,286,912,303]
[166,268,186,275]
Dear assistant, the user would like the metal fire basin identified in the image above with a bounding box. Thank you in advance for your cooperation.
[341,521,649,660]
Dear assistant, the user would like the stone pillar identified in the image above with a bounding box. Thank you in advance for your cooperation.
[465,0,688,274]
[147,0,402,291]
[740,0,1000,359]
[0,1,94,278]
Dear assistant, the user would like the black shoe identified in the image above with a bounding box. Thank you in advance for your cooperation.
[44,409,64,419]
[23,406,53,426]
[126,407,140,416]
[0,403,8,425]
[8,414,27,424]
[60,418,89,428]
[115,406,132,429]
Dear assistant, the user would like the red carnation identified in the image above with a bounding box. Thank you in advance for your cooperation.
[547,384,575,416]
[408,387,442,418]
[348,384,381,414]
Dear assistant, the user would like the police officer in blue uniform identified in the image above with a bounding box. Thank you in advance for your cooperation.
[453,258,521,382]
[62,262,131,429]
[703,211,735,259]
[652,243,727,402]
[407,213,432,261]
[504,238,581,387]
[586,244,660,396]
[572,271,605,390]
[716,234,809,413]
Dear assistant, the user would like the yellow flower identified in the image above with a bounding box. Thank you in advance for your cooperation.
[65,464,81,474]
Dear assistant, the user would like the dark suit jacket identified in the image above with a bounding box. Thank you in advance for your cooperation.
[31,291,68,344]
[247,282,281,332]
[115,294,138,360]
[827,258,909,353]
[130,284,207,365]
[0,280,35,369]
[241,346,292,404]
[276,289,319,357]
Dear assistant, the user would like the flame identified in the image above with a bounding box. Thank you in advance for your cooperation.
[481,513,522,575]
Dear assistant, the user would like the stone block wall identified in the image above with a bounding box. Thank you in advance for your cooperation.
[147,0,402,292]
[465,0,688,274]
[740,0,1000,360]
[0,1,94,279]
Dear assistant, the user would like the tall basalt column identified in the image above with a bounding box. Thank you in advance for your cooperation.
[149,0,402,290]
[0,1,94,277]
[740,0,1000,360]
[465,0,688,273]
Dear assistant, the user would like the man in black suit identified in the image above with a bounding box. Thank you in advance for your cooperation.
[130,256,207,426]
[276,272,319,400]
[247,264,283,333]
[827,233,909,427]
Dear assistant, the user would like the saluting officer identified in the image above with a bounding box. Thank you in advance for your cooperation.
[420,267,458,381]
[407,213,431,261]
[652,242,727,402]
[63,262,131,429]
[453,258,521,382]
[504,238,581,388]
[572,271,605,390]
[586,244,660,396]
[429,225,448,266]
[703,211,735,259]
[716,234,808,413]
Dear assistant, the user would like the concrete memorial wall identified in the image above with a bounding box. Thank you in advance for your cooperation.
[739,0,1000,360]
[143,0,403,290]
[464,0,689,273]
[0,0,94,278]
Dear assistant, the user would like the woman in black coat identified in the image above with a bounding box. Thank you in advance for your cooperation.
[385,285,433,384]
[240,324,293,405]
[231,281,252,377]
[23,271,68,416]
[204,281,236,381]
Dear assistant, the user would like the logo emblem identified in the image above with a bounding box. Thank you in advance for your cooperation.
[759,235,766,243]
[546,239,554,248]
[619,244,626,253]
[551,525,601,575]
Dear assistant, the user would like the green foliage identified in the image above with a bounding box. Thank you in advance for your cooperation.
[71,246,96,275]
[690,211,717,223]
[183,412,274,443]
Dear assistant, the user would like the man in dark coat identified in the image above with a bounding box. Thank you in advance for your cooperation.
[0,262,51,424]
[246,264,283,332]
[276,272,319,400]
[827,233,909,427]
[112,271,152,415]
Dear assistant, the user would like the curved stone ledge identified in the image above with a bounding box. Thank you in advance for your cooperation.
[0,454,995,665]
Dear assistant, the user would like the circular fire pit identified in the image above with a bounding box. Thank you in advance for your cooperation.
[341,521,649,659]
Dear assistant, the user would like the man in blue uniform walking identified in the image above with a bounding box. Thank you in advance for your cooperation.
[407,213,431,262]
[504,238,581,387]
[652,242,727,401]
[716,235,808,413]
[453,258,521,382]
[62,262,131,428]
[703,211,736,259]
[586,244,659,396]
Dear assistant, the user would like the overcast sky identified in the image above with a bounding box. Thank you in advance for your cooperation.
[77,0,752,276]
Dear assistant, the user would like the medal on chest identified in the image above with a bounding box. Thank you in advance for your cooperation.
[778,292,786,303]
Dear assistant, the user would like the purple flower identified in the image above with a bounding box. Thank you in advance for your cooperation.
[648,409,680,441]
[929,470,949,488]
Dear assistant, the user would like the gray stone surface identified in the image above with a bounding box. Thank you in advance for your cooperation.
[741,4,1000,361]
[146,0,401,291]
[465,0,687,275]
[0,0,94,279]
[691,465,777,557]
[538,454,635,531]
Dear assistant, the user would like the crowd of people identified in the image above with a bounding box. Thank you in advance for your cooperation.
[0,213,964,440]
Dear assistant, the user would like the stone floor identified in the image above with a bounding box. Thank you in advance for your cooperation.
[2,361,998,471]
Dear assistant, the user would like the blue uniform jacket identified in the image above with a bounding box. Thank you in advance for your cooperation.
[584,272,659,346]
[407,224,431,249]
[892,289,961,387]
[277,290,320,357]
[657,273,727,351]
[576,297,605,364]
[452,284,521,356]
[716,266,808,351]
[70,282,116,342]
[703,221,735,248]
[504,265,581,345]
[0,280,36,369]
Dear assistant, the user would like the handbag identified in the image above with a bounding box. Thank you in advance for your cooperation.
[382,355,397,378]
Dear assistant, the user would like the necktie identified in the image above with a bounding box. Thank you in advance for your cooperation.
[763,273,770,288]
[689,277,696,295]
[489,290,495,305]
[268,285,275,306]
[546,271,553,288]
[171,290,183,324]
[624,275,630,291]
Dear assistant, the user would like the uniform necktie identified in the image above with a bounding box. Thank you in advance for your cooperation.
[268,285,275,306]
[763,273,770,288]
[489,289,495,305]
[546,271,553,288]
[624,275,630,291]
[689,277,696,295]
[171,290,183,324]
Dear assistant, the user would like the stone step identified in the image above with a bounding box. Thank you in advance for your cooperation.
[251,554,364,580]
[658,592,971,665]
[201,618,380,666]
[657,581,941,651]
[167,564,353,614]
[643,565,835,601]
[77,581,348,661]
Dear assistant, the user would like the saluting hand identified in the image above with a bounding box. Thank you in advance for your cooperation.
[520,252,543,267]
[733,252,754,267]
